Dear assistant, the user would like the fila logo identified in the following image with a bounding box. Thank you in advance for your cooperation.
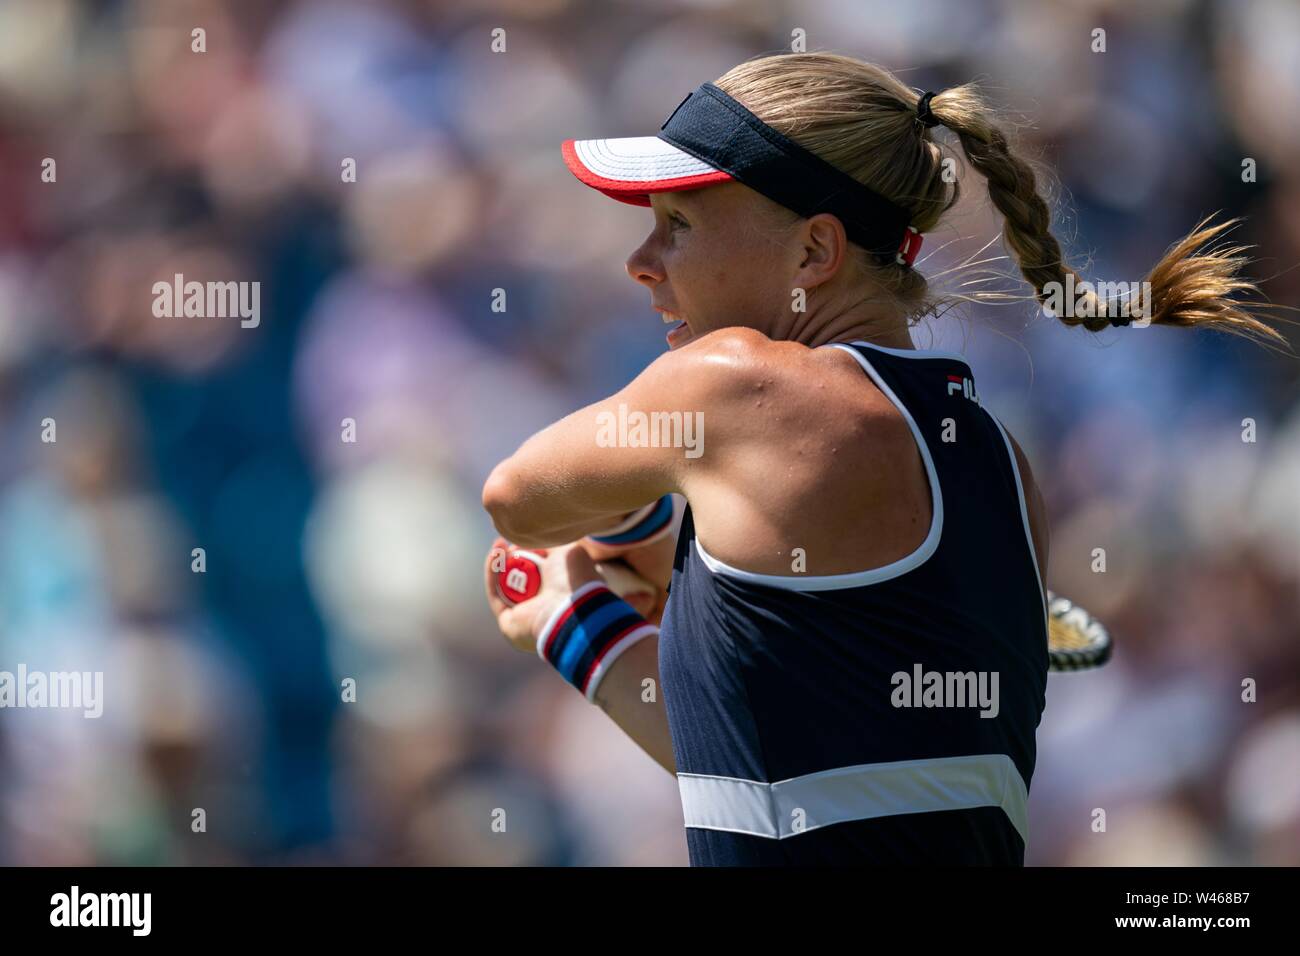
[946,374,980,405]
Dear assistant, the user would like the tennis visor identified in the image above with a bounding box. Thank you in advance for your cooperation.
[561,81,924,267]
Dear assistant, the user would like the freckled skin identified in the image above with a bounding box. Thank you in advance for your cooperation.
[624,183,817,347]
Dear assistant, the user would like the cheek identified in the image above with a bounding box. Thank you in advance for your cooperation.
[661,241,713,298]
[707,242,784,311]
[667,234,781,322]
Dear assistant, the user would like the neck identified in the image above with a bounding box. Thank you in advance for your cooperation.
[777,294,915,351]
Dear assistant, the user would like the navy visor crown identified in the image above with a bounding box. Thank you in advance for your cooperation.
[659,83,923,267]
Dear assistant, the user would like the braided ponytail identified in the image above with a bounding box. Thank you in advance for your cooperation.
[714,52,1292,349]
[922,85,1291,347]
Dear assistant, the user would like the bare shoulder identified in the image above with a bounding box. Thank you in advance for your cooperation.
[636,326,772,397]
[667,331,928,575]
[667,328,895,422]
[664,326,801,381]
[651,328,856,421]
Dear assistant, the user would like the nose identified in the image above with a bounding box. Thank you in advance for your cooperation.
[625,234,664,288]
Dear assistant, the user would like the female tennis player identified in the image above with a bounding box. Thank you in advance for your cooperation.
[481,52,1285,865]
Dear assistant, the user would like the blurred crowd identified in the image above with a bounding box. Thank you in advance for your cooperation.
[0,0,1297,866]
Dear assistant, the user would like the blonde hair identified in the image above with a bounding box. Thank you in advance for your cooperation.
[713,52,1292,348]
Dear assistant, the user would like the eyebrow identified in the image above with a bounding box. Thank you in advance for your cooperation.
[651,192,704,226]
[654,191,693,211]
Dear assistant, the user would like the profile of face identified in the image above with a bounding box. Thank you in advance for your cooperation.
[626,182,839,350]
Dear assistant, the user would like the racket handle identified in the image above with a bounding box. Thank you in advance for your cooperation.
[494,549,546,606]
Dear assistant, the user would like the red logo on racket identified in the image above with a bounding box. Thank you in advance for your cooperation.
[495,549,546,606]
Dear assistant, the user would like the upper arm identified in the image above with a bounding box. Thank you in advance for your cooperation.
[1005,430,1049,586]
[482,328,767,545]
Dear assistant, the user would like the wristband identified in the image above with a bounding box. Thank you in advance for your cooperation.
[536,581,657,702]
[587,494,679,551]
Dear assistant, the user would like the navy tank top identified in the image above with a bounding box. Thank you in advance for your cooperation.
[658,340,1049,865]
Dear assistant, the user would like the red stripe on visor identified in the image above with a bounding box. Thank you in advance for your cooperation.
[562,137,733,206]
[561,83,926,268]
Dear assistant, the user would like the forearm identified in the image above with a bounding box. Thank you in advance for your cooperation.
[582,500,682,590]
[489,539,679,776]
[531,576,677,776]
[493,513,636,550]
[481,388,684,545]
[487,481,679,557]
[590,633,676,775]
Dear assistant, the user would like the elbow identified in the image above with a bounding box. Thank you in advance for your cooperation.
[483,461,547,544]
[482,463,524,540]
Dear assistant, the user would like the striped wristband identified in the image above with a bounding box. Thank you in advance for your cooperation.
[587,494,679,551]
[536,581,658,702]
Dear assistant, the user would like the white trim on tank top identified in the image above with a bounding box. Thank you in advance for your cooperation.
[842,340,972,364]
[986,413,1051,640]
[676,752,1029,845]
[692,341,953,591]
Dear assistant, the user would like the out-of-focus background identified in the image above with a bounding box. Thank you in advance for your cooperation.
[0,0,1296,866]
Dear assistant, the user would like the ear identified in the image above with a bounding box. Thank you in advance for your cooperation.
[795,212,849,289]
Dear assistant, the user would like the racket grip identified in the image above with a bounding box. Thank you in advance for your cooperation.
[494,549,546,606]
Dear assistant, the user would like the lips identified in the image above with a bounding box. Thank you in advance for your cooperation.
[655,307,692,348]
[666,320,693,348]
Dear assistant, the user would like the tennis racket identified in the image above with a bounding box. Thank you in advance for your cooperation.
[494,549,658,609]
[497,551,1113,672]
[1046,590,1113,672]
